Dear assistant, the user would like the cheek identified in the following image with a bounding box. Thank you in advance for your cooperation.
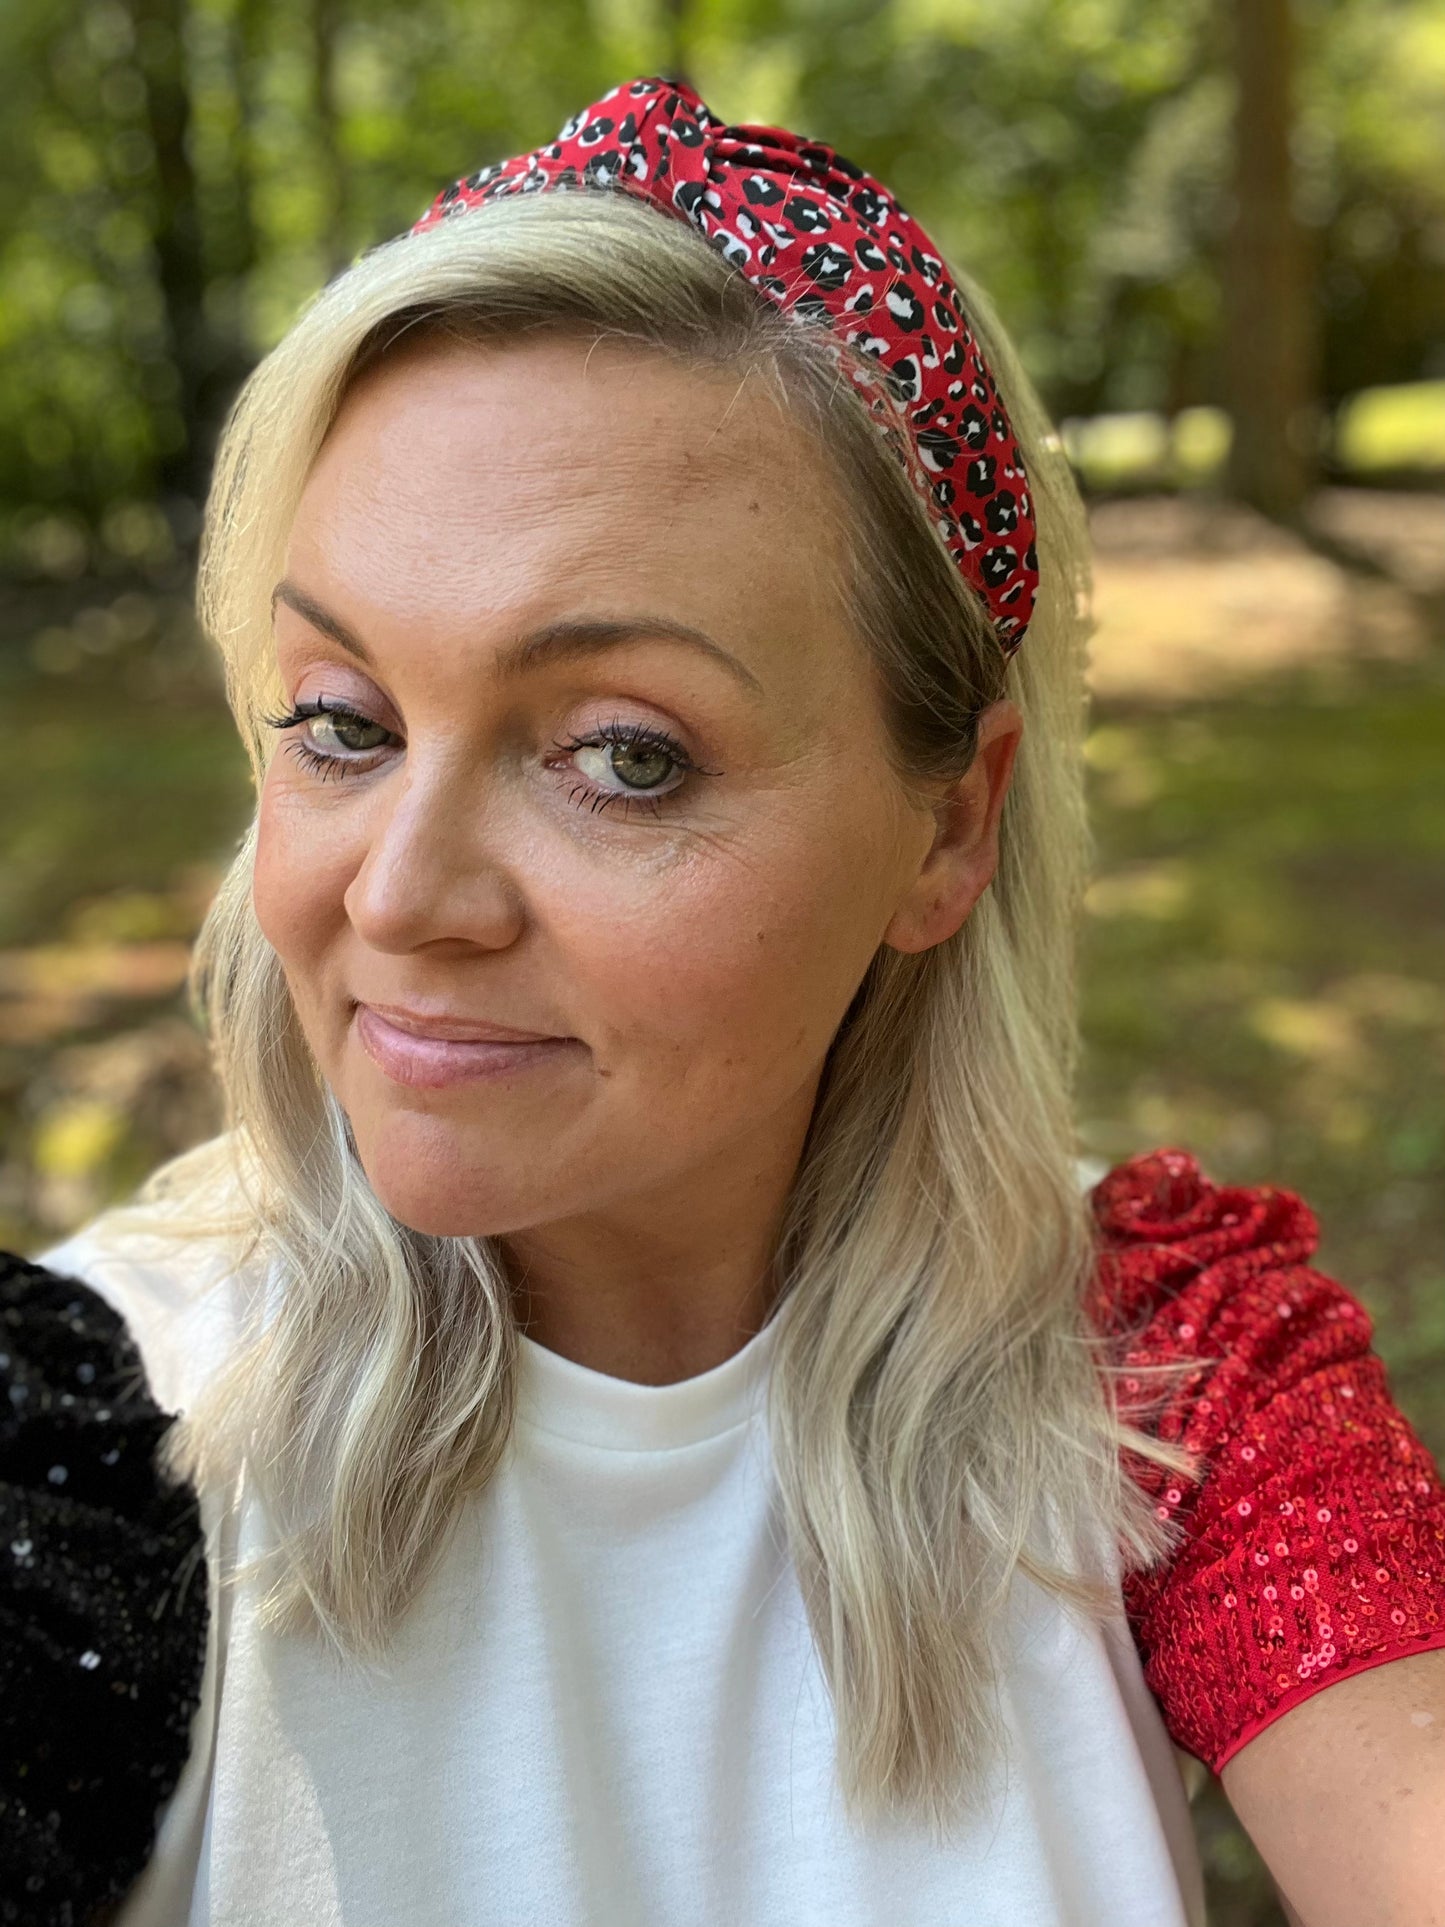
[553,819,889,1089]
[251,777,356,969]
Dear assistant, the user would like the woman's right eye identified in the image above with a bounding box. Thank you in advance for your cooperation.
[261,699,395,781]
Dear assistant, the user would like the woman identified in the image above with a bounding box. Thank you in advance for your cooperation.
[3,76,1443,1927]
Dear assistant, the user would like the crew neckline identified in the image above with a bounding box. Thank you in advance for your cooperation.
[516,1313,781,1451]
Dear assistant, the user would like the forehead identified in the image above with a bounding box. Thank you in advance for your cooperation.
[288,330,856,654]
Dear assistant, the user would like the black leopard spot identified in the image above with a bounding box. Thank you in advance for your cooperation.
[582,152,623,185]
[852,184,886,225]
[1024,541,1038,572]
[577,117,615,146]
[932,478,957,509]
[941,341,966,376]
[885,286,925,331]
[959,512,984,545]
[815,145,865,180]
[890,354,923,401]
[910,246,942,284]
[966,455,997,496]
[800,241,852,288]
[916,428,961,472]
[672,112,705,146]
[742,173,786,206]
[985,490,1019,534]
[785,197,832,233]
[991,408,1008,439]
[709,229,750,267]
[959,405,989,450]
[792,290,832,320]
[855,237,888,273]
[980,545,1019,588]
[673,179,707,218]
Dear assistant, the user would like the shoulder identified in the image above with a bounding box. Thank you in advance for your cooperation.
[1082,1143,1325,1345]
[1081,1146,1445,1779]
[0,1245,211,1921]
[28,1132,268,1416]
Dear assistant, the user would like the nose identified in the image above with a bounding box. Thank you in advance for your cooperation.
[341,753,527,956]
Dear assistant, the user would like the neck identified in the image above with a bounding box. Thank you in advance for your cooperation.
[500,1080,816,1385]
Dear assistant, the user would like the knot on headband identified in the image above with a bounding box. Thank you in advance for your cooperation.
[412,76,1040,657]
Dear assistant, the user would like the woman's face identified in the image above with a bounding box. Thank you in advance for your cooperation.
[254,331,1019,1243]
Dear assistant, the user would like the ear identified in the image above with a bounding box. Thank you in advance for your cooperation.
[881,699,1024,955]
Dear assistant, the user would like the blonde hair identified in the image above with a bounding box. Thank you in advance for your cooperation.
[113,188,1216,1838]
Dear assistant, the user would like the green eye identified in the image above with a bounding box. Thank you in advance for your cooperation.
[315,711,389,754]
[260,698,394,782]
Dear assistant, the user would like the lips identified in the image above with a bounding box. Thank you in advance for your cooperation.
[354,1003,578,1090]
[358,1001,565,1044]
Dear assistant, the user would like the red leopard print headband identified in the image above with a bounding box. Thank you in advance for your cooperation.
[411,76,1040,658]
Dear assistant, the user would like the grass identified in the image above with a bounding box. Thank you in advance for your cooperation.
[1077,658,1445,1463]
[1,533,1442,1927]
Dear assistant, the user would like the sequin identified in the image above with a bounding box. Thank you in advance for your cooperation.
[1087,1147,1445,1778]
[0,1249,209,1923]
[4,1139,1445,1916]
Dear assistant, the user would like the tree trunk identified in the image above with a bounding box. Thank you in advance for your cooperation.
[1222,0,1318,519]
[307,0,350,277]
[126,0,214,520]
[660,0,693,92]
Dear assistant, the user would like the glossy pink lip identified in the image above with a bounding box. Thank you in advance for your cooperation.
[355,1003,579,1089]
[360,1001,563,1043]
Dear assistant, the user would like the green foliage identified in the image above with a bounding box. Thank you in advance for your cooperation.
[0,0,1440,558]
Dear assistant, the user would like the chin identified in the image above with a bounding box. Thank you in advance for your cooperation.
[349,1112,538,1241]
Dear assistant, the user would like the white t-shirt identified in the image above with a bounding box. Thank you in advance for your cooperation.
[34,1166,1209,1927]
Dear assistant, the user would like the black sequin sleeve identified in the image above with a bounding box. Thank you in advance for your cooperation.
[0,1250,210,1927]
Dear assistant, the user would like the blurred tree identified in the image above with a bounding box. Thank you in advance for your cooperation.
[123,0,213,511]
[0,0,1440,573]
[1222,0,1318,516]
[305,0,350,276]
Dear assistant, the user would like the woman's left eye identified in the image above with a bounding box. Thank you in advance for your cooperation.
[260,700,713,820]
[548,718,707,819]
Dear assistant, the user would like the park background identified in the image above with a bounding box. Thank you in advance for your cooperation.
[1,2,1441,1917]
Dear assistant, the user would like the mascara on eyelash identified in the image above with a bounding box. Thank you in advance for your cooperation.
[264,704,725,810]
[261,697,373,730]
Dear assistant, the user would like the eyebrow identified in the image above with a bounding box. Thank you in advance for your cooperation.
[270,580,765,699]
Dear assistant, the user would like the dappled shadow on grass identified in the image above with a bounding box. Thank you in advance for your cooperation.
[1077,637,1445,1927]
[1079,647,1445,1461]
[0,524,1442,1927]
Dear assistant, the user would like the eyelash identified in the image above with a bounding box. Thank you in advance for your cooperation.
[258,696,713,822]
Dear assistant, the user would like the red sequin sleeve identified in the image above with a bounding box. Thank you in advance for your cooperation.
[1085,1146,1445,1779]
